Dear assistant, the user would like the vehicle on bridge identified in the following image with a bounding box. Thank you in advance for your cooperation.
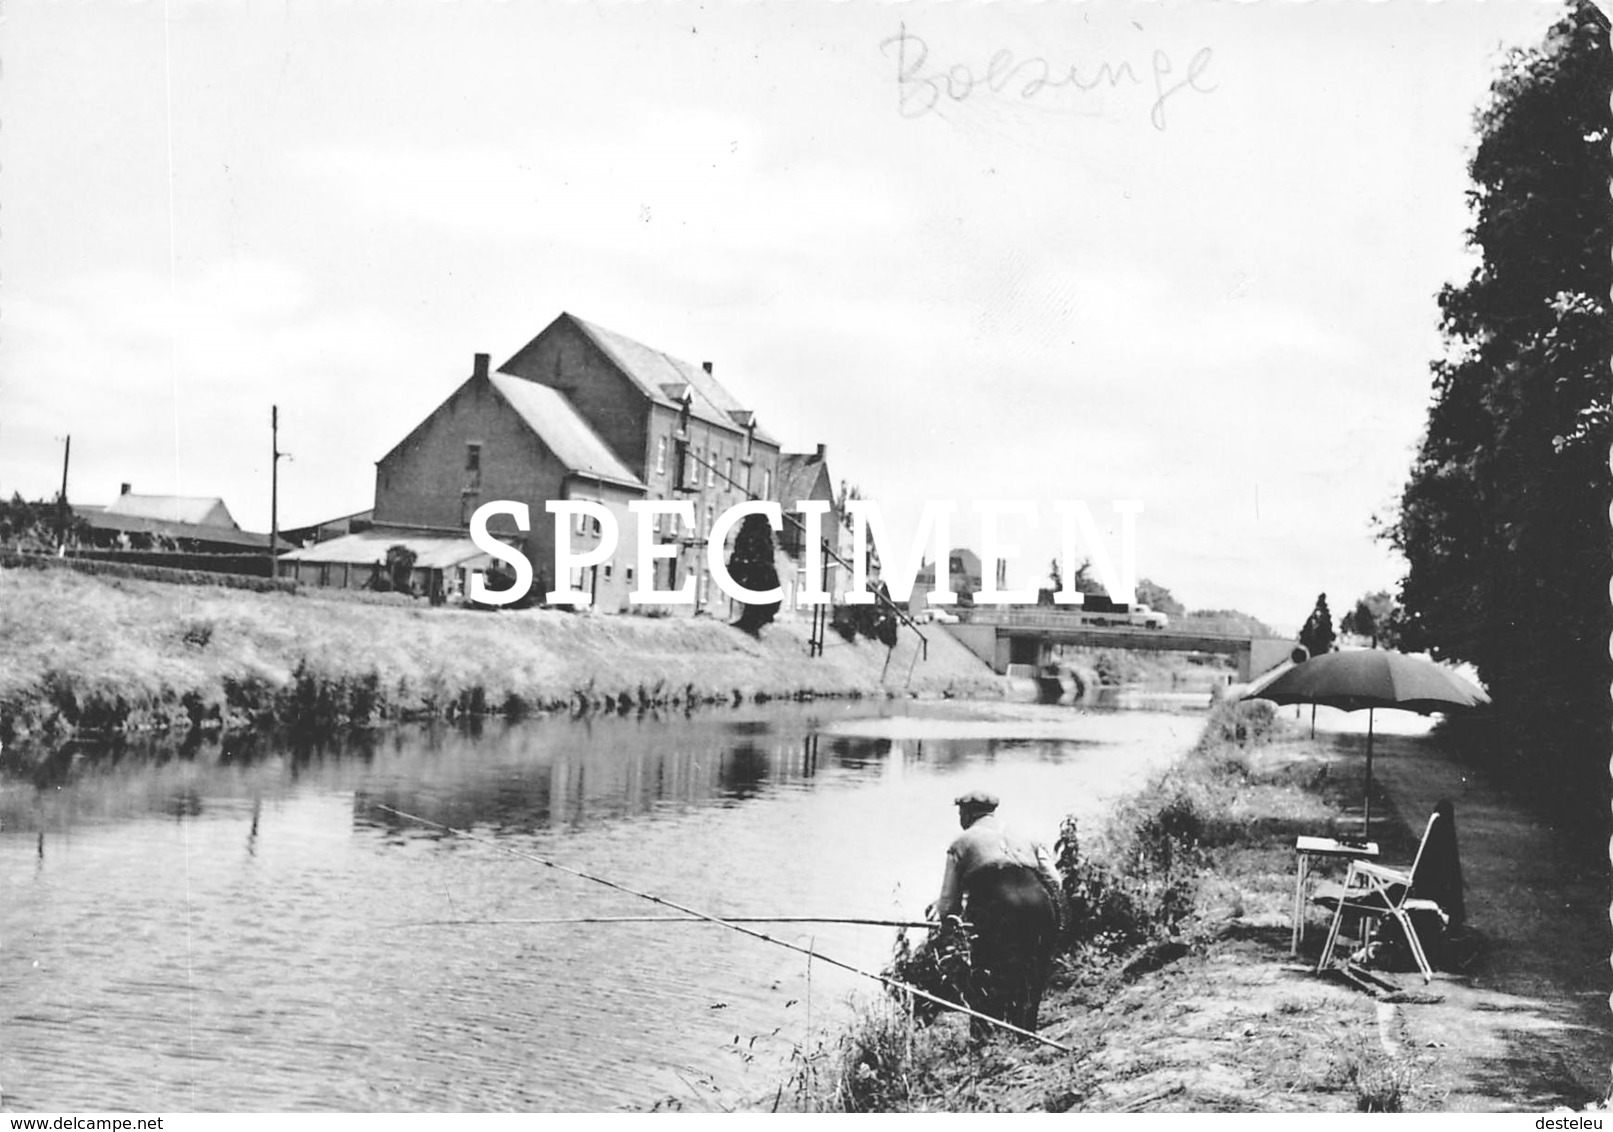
[1067,596,1169,630]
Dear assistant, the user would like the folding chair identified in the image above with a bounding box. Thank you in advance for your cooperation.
[1314,811,1449,983]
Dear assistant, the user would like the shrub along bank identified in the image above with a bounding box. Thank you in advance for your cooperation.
[0,566,1002,755]
[786,698,1434,1114]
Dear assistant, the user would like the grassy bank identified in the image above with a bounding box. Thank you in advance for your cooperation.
[0,565,1003,753]
[782,698,1447,1113]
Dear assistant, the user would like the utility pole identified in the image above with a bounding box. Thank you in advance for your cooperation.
[270,407,282,576]
[57,434,71,552]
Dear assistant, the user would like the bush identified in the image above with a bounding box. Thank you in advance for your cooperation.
[1055,815,1197,951]
[1195,696,1278,751]
[829,582,900,647]
[884,928,972,1023]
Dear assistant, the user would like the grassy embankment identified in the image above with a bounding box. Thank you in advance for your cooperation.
[781,699,1438,1113]
[0,563,1002,754]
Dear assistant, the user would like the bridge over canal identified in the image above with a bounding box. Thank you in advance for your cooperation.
[945,609,1297,682]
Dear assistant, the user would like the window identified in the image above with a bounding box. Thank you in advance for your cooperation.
[604,562,613,581]
[950,556,965,574]
[466,443,481,472]
[763,468,773,499]
[655,436,668,475]
[724,457,733,489]
[574,510,589,536]
[694,448,704,487]
[744,464,752,493]
[626,565,635,583]
[591,515,602,537]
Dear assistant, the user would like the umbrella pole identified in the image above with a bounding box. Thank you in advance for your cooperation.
[1364,708,1375,836]
[1310,703,1316,738]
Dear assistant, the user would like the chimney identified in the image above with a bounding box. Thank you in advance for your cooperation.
[120,482,131,496]
[702,361,713,375]
[473,353,489,380]
[815,443,827,461]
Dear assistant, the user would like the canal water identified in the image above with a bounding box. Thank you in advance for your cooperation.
[1,697,1203,1111]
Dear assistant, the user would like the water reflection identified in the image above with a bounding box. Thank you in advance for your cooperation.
[1,701,1196,1111]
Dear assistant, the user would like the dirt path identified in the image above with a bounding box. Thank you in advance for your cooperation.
[936,720,1612,1113]
[1359,728,1610,1109]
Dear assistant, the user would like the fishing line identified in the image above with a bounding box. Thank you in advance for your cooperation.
[373,803,1072,1052]
[393,916,949,929]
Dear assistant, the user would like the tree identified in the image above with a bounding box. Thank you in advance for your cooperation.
[1385,2,1612,787]
[0,493,88,551]
[1185,608,1274,637]
[1135,578,1184,617]
[1297,594,1335,658]
[381,544,418,594]
[727,511,782,635]
[1340,590,1398,648]
[1039,556,1108,605]
[835,480,865,532]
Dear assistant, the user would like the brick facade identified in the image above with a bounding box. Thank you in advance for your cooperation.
[373,355,645,611]
[502,314,785,616]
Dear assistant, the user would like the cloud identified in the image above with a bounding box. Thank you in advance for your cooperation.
[1,260,426,528]
[291,137,906,261]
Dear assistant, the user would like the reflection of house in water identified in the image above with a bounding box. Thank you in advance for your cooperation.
[821,735,895,770]
[348,715,843,833]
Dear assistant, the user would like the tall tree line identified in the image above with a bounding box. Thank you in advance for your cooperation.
[1386,2,1611,794]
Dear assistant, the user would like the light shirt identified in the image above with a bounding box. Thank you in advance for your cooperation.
[934,813,1059,920]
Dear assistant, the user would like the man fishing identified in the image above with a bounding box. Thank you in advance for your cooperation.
[931,790,1062,1040]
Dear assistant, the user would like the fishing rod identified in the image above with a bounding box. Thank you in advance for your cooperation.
[373,804,1072,1052]
[394,916,953,930]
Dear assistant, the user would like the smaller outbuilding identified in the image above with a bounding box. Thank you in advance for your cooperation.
[74,486,289,555]
[275,527,501,603]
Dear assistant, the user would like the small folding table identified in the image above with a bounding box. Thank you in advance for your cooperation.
[1291,835,1379,956]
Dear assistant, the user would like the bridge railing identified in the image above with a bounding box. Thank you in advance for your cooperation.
[958,607,1145,630]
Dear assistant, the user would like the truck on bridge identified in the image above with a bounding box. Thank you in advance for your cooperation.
[1062,596,1170,630]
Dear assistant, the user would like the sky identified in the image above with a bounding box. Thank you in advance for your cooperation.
[0,0,1565,631]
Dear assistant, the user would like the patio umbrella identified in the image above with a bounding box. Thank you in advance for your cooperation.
[1242,649,1489,833]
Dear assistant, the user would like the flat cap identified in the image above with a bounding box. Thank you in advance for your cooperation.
[953,790,999,810]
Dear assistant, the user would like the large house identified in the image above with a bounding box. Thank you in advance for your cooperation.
[284,313,838,614]
[498,313,785,610]
[773,444,850,612]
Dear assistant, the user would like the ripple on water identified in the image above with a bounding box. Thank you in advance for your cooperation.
[1,703,1195,1110]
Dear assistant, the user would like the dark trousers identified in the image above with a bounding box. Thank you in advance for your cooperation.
[963,864,1058,1039]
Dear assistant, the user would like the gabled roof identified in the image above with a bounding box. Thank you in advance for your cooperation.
[552,314,779,446]
[776,450,833,505]
[105,493,238,528]
[488,374,644,490]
